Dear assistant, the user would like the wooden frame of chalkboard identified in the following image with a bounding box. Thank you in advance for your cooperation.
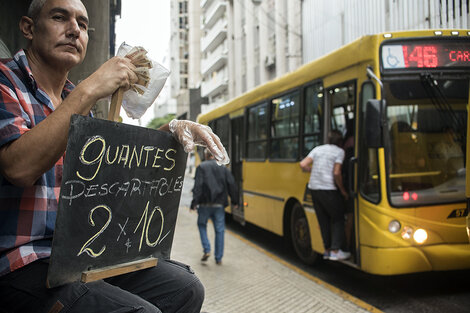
[46,115,187,288]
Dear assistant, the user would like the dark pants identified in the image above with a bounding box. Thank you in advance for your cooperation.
[0,258,204,313]
[310,189,345,251]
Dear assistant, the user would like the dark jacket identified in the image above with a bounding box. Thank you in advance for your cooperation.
[191,159,238,208]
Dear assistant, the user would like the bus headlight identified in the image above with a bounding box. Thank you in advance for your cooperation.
[401,226,413,240]
[388,220,401,233]
[413,228,428,244]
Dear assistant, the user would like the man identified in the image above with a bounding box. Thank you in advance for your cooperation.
[0,0,228,312]
[299,130,350,261]
[191,149,238,265]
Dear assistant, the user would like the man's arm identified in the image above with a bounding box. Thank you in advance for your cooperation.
[0,57,137,187]
[333,163,348,199]
[299,156,313,172]
[191,166,203,210]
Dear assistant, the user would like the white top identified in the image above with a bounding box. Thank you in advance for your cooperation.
[307,144,344,190]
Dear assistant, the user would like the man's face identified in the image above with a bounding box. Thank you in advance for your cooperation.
[30,0,89,70]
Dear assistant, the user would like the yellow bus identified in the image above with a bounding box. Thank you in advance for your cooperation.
[197,30,470,275]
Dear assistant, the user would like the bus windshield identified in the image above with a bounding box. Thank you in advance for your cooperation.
[384,77,468,207]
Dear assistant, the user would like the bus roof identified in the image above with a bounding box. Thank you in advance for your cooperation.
[197,29,469,124]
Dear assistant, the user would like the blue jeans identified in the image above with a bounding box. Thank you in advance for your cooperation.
[197,205,225,262]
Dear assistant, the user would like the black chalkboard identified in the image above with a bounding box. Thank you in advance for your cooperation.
[47,115,187,288]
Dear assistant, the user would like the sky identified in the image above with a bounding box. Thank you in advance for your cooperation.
[115,0,171,127]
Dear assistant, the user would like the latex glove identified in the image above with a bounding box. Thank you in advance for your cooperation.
[169,119,230,165]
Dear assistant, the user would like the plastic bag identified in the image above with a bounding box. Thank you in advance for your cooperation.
[116,42,170,119]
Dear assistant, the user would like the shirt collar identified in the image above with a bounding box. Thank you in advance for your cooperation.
[13,49,75,108]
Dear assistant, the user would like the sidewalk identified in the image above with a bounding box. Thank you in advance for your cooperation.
[171,175,378,313]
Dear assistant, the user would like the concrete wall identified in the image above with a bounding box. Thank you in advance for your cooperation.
[71,0,112,119]
[0,1,29,56]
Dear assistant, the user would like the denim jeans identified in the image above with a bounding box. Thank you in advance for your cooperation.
[0,258,204,313]
[197,205,225,262]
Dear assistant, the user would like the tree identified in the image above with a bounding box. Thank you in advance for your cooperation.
[146,114,176,130]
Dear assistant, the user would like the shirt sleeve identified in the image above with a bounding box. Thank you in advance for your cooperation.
[335,148,345,164]
[0,77,30,148]
[307,147,316,160]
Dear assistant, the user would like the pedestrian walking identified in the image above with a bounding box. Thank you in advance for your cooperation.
[191,149,239,264]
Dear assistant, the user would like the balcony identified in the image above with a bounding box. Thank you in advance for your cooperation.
[201,45,228,76]
[201,18,227,53]
[200,0,213,10]
[201,72,228,99]
[203,1,227,29]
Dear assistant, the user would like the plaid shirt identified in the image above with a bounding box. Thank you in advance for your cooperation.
[0,50,74,276]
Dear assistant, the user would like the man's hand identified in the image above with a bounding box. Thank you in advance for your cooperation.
[168,119,230,165]
[79,56,138,102]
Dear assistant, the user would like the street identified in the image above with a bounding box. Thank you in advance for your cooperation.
[179,174,470,313]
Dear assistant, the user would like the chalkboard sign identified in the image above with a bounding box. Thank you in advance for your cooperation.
[47,115,187,288]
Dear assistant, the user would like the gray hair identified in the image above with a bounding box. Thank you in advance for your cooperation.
[27,0,47,21]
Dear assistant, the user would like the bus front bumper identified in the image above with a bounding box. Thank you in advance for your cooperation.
[361,243,470,275]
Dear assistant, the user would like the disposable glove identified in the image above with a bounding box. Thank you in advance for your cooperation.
[169,119,230,165]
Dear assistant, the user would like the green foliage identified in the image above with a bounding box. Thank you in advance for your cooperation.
[146,114,176,130]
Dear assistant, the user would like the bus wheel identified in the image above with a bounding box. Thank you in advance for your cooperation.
[290,203,318,265]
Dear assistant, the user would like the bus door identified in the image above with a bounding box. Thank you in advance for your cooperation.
[327,82,357,258]
[467,86,470,242]
[231,116,245,224]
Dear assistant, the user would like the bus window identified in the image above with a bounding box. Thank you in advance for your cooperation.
[302,83,323,157]
[384,78,468,206]
[213,116,230,153]
[359,82,380,203]
[270,91,300,160]
[328,83,355,135]
[246,102,268,159]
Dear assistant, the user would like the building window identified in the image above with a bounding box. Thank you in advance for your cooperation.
[179,1,187,14]
[180,77,188,89]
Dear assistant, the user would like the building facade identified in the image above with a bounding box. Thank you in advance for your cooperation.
[303,0,470,63]
[200,0,230,112]
[170,0,470,118]
[170,0,191,118]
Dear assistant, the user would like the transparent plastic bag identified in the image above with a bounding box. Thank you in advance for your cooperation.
[116,42,170,119]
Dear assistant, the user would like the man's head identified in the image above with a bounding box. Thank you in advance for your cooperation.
[328,130,343,147]
[20,0,89,71]
[27,0,48,21]
[204,148,214,161]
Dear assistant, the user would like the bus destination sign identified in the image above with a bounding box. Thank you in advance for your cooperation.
[381,40,470,70]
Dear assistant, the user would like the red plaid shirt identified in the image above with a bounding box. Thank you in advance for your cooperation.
[0,50,74,276]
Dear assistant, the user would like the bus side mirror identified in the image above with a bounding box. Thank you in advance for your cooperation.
[365,99,384,148]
